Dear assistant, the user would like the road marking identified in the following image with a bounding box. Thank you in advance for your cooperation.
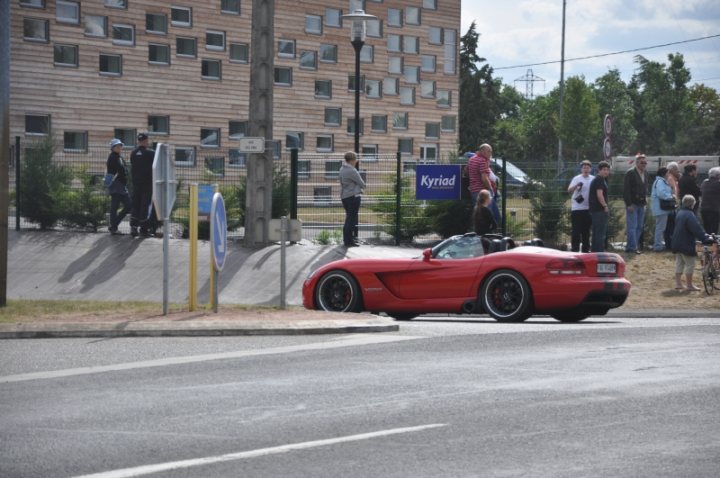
[73,423,446,478]
[0,334,421,384]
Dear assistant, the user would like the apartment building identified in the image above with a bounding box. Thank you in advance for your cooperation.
[10,0,460,163]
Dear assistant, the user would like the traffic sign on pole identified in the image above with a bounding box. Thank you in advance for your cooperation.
[210,192,227,272]
[152,143,176,220]
[237,137,265,153]
[603,114,613,137]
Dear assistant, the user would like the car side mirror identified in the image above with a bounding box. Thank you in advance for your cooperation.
[422,248,432,261]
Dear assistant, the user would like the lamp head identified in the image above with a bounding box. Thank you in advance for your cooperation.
[341,9,377,42]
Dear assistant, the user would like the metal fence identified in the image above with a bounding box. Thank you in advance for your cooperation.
[8,136,651,248]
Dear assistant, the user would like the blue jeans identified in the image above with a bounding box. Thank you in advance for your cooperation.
[625,205,645,252]
[342,195,361,245]
[110,192,131,229]
[653,214,668,251]
[591,211,608,252]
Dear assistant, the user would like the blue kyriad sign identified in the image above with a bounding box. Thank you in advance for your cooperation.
[415,164,462,200]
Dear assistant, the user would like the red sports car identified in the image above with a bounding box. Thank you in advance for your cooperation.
[302,234,631,322]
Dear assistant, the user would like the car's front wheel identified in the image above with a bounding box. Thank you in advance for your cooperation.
[315,270,362,313]
[480,269,532,322]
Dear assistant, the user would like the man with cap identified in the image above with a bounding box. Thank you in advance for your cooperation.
[130,133,157,237]
[623,152,649,254]
[106,139,131,234]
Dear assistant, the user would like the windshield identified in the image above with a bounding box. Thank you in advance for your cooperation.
[432,234,485,259]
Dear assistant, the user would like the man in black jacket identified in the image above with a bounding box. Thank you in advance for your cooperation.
[679,164,701,214]
[130,133,156,237]
[623,153,649,253]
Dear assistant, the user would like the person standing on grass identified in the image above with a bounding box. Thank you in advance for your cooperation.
[671,195,712,291]
[567,159,594,252]
[589,161,611,252]
[651,167,675,252]
[679,164,701,215]
[664,161,681,249]
[339,151,365,248]
[623,153,649,254]
[700,167,720,234]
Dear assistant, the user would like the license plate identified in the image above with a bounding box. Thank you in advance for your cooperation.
[597,263,616,274]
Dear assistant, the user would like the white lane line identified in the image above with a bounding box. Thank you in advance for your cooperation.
[73,423,447,478]
[0,334,421,384]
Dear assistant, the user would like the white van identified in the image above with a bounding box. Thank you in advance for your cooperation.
[611,155,720,175]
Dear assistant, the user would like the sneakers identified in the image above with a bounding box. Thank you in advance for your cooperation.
[108,226,121,235]
[130,227,139,237]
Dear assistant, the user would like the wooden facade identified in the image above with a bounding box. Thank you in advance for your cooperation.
[10,0,460,161]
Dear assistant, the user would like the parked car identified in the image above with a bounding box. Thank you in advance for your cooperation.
[303,233,631,322]
[490,158,544,197]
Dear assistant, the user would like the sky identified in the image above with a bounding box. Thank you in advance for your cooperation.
[461,0,720,97]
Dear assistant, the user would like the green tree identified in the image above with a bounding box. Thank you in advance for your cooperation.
[593,69,637,155]
[674,84,720,154]
[558,76,601,161]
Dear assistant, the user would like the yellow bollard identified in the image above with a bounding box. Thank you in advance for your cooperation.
[188,183,198,311]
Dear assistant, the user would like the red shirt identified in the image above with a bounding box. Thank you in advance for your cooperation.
[468,153,494,193]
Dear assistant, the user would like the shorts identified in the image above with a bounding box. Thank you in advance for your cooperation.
[675,253,696,275]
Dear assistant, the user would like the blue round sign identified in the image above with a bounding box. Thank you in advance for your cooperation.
[210,192,227,271]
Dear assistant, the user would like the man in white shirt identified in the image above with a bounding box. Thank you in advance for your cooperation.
[567,160,594,252]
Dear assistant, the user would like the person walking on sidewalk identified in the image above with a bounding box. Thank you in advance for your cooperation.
[130,133,156,237]
[339,151,365,248]
[623,153,649,254]
[567,159,594,252]
[106,139,131,234]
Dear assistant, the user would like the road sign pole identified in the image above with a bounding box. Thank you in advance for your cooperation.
[280,216,287,309]
[189,183,198,311]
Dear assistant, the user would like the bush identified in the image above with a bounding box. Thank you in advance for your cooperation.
[528,161,569,247]
[426,199,473,238]
[315,229,342,245]
[368,173,432,242]
[58,168,109,231]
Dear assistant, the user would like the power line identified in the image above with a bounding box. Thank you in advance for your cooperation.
[494,33,720,70]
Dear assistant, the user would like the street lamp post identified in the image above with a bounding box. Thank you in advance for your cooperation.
[342,9,377,154]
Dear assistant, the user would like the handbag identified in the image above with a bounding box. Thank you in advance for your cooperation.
[660,198,677,211]
[103,173,116,188]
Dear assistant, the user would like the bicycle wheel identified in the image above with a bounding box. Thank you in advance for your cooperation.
[702,253,716,295]
[713,254,720,291]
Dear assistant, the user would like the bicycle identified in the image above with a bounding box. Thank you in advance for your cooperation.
[700,234,720,295]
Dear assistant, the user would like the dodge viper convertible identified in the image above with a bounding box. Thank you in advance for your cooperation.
[302,233,631,322]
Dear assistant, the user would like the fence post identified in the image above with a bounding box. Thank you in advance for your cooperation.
[395,151,401,246]
[290,148,298,220]
[14,136,19,231]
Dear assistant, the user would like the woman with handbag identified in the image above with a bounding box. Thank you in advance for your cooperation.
[106,139,132,235]
[651,167,676,251]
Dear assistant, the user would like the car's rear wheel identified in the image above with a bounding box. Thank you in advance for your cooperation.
[387,313,418,321]
[480,269,532,322]
[551,311,590,322]
[315,270,362,313]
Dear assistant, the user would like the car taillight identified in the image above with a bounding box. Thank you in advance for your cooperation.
[546,258,586,275]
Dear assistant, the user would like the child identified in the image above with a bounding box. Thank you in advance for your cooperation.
[473,189,497,236]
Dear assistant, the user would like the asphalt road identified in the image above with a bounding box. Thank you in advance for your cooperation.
[1,317,719,478]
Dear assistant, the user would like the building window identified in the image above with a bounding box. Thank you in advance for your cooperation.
[388,56,402,74]
[428,26,443,45]
[278,39,295,58]
[229,120,247,139]
[171,6,192,27]
[56,0,79,24]
[149,44,170,65]
[319,44,337,63]
[392,112,408,129]
[324,162,341,180]
[383,77,398,95]
[53,44,78,67]
[371,115,387,133]
[316,134,334,153]
[423,0,437,9]
[148,115,169,135]
[274,67,292,86]
[404,66,419,84]
[146,13,167,34]
[229,43,249,63]
[299,50,317,70]
[437,90,451,107]
[104,0,127,8]
[202,59,222,79]
[23,18,49,42]
[84,15,107,37]
[205,156,225,177]
[221,0,241,15]
[347,118,364,136]
[63,131,87,152]
[228,149,247,168]
[421,54,436,73]
[99,53,122,75]
[360,44,373,63]
[206,30,225,51]
[324,107,341,126]
[114,128,136,147]
[444,29,457,45]
[420,144,438,162]
[366,19,382,38]
[387,8,402,27]
[176,37,196,57]
[201,128,220,147]
[112,24,135,46]
[387,34,401,53]
[20,0,46,8]
[361,144,378,161]
[305,14,322,35]
[349,0,365,12]
[286,132,304,150]
[347,75,365,92]
[425,123,439,139]
[175,146,196,167]
[315,79,331,98]
[298,160,311,179]
[403,36,419,54]
[405,6,420,25]
[399,138,413,156]
[399,87,415,106]
[441,115,456,132]
[325,7,342,27]
[25,114,50,135]
[444,44,456,74]
[365,79,382,99]
[420,80,435,98]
